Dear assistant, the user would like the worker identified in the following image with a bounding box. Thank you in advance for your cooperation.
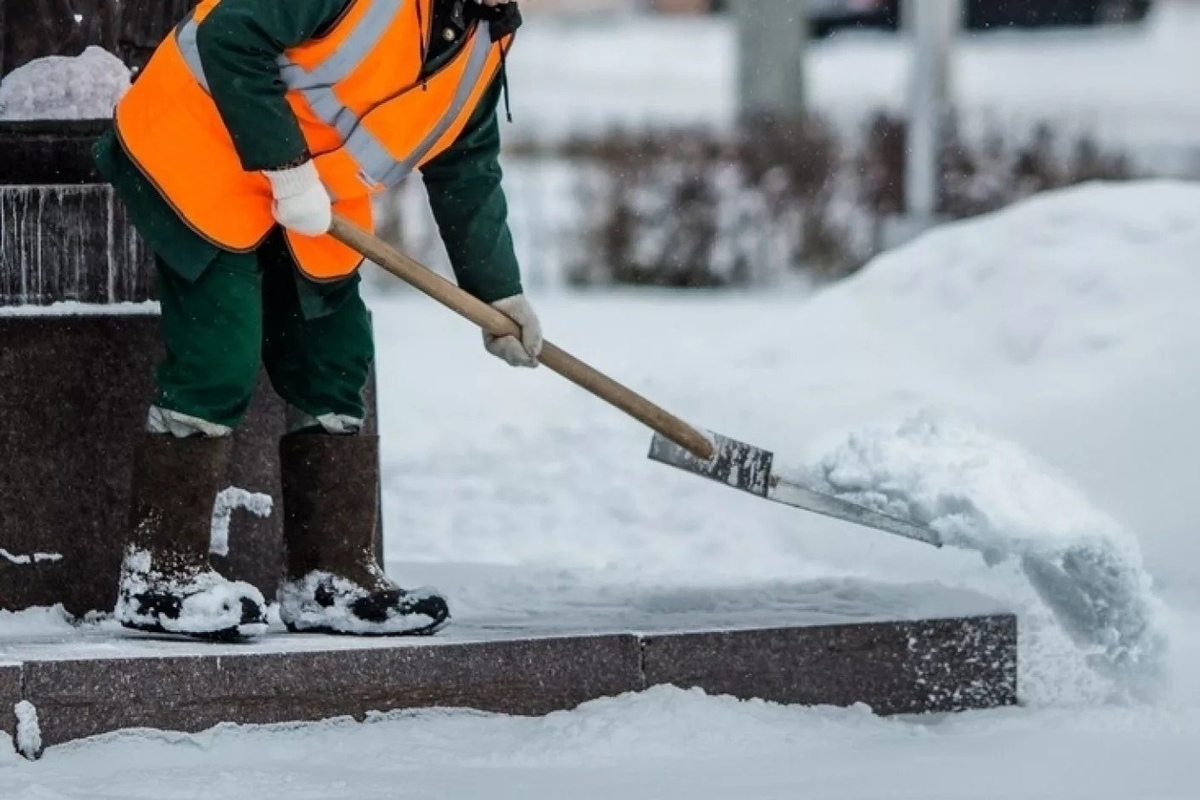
[91,0,540,641]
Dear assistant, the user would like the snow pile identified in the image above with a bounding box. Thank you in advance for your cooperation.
[768,181,1200,691]
[798,409,1167,687]
[209,488,274,558]
[812,180,1200,383]
[0,605,75,638]
[0,46,130,121]
[13,701,42,760]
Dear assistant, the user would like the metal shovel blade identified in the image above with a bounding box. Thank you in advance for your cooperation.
[647,431,942,548]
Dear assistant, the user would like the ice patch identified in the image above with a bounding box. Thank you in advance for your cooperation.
[14,701,42,760]
[793,408,1167,691]
[210,488,274,558]
[0,46,130,120]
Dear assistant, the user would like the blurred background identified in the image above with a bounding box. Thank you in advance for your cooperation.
[0,1,1194,297]
[372,0,1198,296]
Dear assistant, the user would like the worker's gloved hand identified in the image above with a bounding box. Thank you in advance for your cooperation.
[263,159,332,237]
[484,294,542,368]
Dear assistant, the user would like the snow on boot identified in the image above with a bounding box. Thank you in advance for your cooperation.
[114,433,269,642]
[277,432,449,636]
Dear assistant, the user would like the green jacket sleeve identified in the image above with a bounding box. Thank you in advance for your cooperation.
[194,0,348,171]
[419,79,523,304]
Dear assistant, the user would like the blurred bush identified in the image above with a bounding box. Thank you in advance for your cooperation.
[859,111,1134,224]
[371,112,1137,293]
[540,116,866,288]
[507,112,1134,289]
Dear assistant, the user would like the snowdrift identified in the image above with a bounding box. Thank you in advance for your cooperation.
[788,179,1200,692]
[799,179,1200,384]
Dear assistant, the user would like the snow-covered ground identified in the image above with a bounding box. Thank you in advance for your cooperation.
[5,686,1198,800]
[506,0,1200,174]
[4,179,1198,797]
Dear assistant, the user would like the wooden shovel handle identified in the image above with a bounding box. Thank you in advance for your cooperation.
[328,215,716,461]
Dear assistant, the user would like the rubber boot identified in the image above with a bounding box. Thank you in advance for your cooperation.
[113,433,269,641]
[276,432,449,636]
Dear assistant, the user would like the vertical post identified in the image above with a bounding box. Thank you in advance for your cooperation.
[0,1,7,79]
[905,0,959,226]
[730,0,808,125]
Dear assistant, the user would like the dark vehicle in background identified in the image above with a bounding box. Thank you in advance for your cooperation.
[712,0,1155,38]
[963,0,1153,28]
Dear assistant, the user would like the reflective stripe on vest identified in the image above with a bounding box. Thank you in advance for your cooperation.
[275,0,407,140]
[174,10,209,91]
[377,28,493,186]
[173,2,495,195]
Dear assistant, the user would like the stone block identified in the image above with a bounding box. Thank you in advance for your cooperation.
[22,634,643,747]
[0,313,287,615]
[8,615,1019,750]
[0,663,19,747]
[0,120,107,186]
[640,614,1018,715]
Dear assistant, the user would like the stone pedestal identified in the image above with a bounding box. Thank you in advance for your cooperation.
[1,1,194,78]
[0,123,151,305]
[0,119,378,616]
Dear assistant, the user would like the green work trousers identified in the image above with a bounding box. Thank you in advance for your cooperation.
[151,229,374,431]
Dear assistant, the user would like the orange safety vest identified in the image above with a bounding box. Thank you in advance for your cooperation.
[114,0,514,281]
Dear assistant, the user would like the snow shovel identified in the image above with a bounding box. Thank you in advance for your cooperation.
[328,216,942,548]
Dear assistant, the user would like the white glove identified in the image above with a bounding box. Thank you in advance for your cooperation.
[484,294,543,368]
[263,159,331,236]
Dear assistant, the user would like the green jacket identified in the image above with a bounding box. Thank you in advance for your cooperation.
[93,0,523,318]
